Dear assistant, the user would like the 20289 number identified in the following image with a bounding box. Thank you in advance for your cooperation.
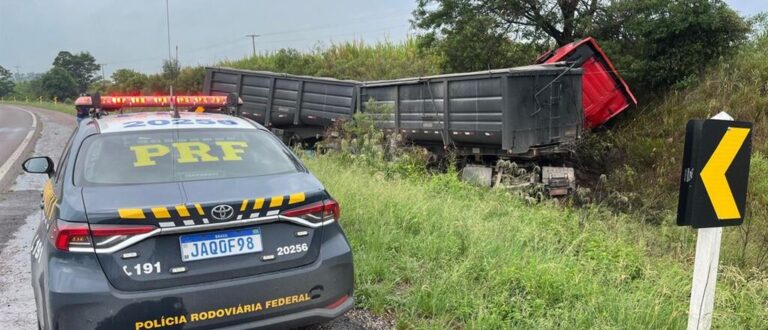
[277,243,308,256]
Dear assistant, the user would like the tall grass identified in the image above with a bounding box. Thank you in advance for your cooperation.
[218,38,443,81]
[304,155,768,329]
[605,35,768,270]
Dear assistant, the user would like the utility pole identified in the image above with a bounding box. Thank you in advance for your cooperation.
[13,65,20,81]
[245,34,260,57]
[98,63,107,81]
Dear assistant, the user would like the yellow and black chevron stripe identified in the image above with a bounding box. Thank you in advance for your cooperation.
[42,179,57,220]
[116,191,316,227]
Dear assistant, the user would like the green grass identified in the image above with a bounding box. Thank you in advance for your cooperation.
[604,35,768,270]
[304,155,768,329]
[0,100,75,115]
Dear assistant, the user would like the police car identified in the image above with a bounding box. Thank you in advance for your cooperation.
[22,95,354,329]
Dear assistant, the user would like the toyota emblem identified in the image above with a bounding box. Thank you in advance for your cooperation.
[211,204,235,221]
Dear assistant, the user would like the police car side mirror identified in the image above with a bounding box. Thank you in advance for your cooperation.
[22,156,54,176]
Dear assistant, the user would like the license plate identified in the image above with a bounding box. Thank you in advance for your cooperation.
[179,227,263,262]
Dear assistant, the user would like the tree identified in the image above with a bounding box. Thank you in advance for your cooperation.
[52,51,100,93]
[413,0,600,72]
[414,0,603,47]
[174,66,206,93]
[0,65,14,97]
[162,59,181,81]
[144,74,170,94]
[109,69,148,94]
[88,78,112,94]
[594,0,750,91]
[416,16,543,72]
[39,67,78,100]
[414,0,751,91]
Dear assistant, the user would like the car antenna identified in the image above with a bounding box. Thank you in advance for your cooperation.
[170,85,180,118]
[226,92,240,116]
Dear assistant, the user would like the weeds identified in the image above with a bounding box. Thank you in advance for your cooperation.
[303,155,768,329]
[602,35,768,271]
[318,101,431,180]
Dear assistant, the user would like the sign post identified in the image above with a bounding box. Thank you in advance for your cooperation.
[677,112,753,330]
[687,226,722,329]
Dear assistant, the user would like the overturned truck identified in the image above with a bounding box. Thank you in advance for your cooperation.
[203,68,359,145]
[204,64,581,194]
[203,64,582,156]
[202,38,636,195]
[359,64,582,158]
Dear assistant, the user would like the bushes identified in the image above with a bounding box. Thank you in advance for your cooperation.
[318,102,430,179]
[220,39,443,81]
[600,34,768,270]
[105,66,206,95]
[596,0,750,93]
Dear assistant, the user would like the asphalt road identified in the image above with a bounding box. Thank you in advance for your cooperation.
[0,105,73,328]
[0,106,35,170]
[0,106,390,329]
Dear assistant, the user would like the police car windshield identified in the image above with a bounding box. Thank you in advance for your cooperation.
[74,129,300,186]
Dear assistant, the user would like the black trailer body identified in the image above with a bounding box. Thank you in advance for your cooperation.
[202,65,583,157]
[203,67,359,142]
[359,64,583,157]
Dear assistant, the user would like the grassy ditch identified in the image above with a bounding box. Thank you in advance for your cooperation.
[599,35,768,271]
[304,155,768,329]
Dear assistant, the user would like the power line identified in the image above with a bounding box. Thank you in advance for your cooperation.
[100,19,411,68]
[256,24,410,45]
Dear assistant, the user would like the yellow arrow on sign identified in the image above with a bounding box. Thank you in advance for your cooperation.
[700,127,750,220]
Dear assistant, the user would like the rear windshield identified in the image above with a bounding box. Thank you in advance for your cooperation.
[74,129,300,186]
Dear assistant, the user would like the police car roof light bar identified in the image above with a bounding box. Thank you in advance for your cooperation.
[74,95,241,110]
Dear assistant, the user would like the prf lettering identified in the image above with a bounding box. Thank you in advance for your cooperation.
[130,141,248,167]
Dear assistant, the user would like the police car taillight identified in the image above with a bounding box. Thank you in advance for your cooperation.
[282,199,340,223]
[50,219,156,252]
[50,220,90,251]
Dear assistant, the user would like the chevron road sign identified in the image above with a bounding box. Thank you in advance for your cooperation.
[677,112,753,330]
[677,116,752,228]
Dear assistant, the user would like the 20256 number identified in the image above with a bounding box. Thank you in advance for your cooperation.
[277,243,308,256]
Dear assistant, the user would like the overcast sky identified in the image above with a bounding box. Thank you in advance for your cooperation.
[0,0,764,77]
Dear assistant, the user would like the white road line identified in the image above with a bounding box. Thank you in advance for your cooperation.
[0,107,37,184]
